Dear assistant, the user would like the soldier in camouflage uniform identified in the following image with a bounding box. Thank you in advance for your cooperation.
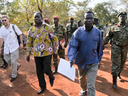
[103,12,128,89]
[94,17,104,39]
[66,17,77,42]
[0,20,8,68]
[51,16,67,74]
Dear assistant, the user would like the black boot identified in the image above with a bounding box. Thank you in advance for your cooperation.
[48,71,55,87]
[117,72,121,81]
[53,66,58,74]
[112,75,117,89]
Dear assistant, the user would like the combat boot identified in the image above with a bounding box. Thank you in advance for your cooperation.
[53,66,58,74]
[112,75,117,89]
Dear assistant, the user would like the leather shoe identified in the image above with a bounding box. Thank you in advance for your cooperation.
[50,76,55,87]
[0,64,4,68]
[37,88,46,94]
[3,64,8,69]
[10,77,16,82]
[0,63,8,68]
[112,84,117,89]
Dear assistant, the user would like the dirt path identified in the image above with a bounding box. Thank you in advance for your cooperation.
[0,44,128,96]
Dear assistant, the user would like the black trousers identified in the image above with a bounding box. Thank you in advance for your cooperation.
[34,55,53,89]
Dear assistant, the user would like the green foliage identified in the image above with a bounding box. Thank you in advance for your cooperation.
[93,2,119,25]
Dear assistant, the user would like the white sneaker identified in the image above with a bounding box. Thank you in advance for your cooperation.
[79,90,86,96]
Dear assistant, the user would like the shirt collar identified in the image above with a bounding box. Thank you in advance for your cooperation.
[84,26,94,32]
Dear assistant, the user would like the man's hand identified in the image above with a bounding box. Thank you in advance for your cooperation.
[20,43,24,50]
[53,54,57,58]
[70,61,74,68]
[26,56,30,62]
[64,42,67,48]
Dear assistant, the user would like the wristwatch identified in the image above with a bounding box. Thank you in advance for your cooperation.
[20,42,23,43]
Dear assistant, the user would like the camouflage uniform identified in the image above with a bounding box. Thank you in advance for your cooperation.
[51,23,65,66]
[66,23,77,41]
[103,23,128,76]
[94,23,104,38]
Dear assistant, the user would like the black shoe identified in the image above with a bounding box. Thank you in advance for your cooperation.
[17,65,21,71]
[37,88,46,94]
[3,64,8,69]
[0,64,4,68]
[10,77,16,82]
[112,84,117,89]
[50,76,55,87]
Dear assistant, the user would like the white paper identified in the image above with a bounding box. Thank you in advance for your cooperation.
[57,58,76,81]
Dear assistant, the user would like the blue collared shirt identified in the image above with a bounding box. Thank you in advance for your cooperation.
[67,26,103,70]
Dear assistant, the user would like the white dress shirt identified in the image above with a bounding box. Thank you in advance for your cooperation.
[0,24,22,54]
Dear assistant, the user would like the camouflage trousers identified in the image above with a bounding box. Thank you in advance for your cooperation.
[111,44,127,76]
[53,46,65,67]
[0,44,4,64]
[67,32,73,42]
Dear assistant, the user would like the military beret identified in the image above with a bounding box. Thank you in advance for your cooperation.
[94,17,98,20]
[44,18,50,23]
[53,16,59,20]
[70,17,74,20]
[117,12,127,17]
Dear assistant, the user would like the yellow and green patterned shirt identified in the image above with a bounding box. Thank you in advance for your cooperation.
[27,24,59,57]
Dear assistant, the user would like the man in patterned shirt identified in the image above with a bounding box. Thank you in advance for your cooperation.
[51,16,67,74]
[26,12,59,94]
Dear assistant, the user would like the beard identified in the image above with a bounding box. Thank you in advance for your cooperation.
[85,22,93,31]
[35,20,42,26]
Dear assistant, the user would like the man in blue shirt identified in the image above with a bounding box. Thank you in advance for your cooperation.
[67,11,103,96]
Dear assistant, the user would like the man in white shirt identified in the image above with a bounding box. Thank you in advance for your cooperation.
[0,15,23,82]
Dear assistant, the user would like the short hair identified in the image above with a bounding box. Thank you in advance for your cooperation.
[84,11,94,16]
[34,12,43,19]
[1,15,8,19]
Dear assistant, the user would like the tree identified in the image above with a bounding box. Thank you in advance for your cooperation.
[73,0,92,24]
[93,2,119,25]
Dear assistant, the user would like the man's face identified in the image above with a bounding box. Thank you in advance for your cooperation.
[119,15,127,23]
[34,13,42,24]
[1,17,9,26]
[84,13,94,30]
[94,19,98,25]
[53,18,58,24]
[70,19,74,24]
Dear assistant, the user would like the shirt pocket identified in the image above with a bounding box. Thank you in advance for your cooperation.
[9,31,15,38]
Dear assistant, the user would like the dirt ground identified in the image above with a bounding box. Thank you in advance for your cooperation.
[0,44,128,96]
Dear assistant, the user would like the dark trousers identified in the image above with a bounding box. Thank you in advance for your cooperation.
[34,55,53,89]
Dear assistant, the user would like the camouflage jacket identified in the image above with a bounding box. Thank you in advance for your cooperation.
[103,23,128,47]
[51,23,65,41]
[94,23,104,32]
[66,23,78,34]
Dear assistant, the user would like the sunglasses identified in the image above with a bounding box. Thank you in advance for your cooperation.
[2,20,7,22]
